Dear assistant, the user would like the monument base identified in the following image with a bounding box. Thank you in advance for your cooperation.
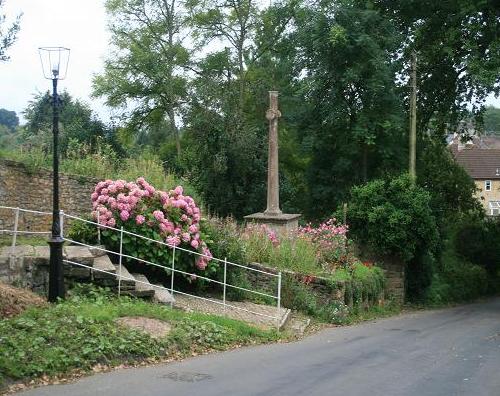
[244,212,301,235]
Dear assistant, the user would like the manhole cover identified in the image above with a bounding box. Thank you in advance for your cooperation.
[161,372,213,382]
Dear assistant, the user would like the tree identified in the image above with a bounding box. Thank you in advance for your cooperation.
[483,106,500,135]
[0,0,21,62]
[0,108,18,131]
[23,91,108,155]
[287,0,405,218]
[375,0,500,137]
[93,0,189,157]
[181,0,297,217]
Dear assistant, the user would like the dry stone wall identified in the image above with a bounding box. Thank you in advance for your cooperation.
[0,159,97,233]
[246,262,384,310]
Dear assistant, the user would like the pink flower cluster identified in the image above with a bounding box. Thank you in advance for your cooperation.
[298,218,348,252]
[245,223,280,247]
[91,178,212,271]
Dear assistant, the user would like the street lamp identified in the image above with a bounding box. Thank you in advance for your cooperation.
[39,46,70,302]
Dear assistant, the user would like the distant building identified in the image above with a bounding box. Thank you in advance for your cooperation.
[450,141,500,216]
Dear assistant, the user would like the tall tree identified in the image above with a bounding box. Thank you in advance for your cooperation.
[181,0,297,217]
[483,105,500,135]
[23,91,108,155]
[375,0,500,136]
[0,0,21,62]
[288,0,405,218]
[93,0,189,156]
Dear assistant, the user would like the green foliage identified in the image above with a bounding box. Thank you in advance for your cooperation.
[425,260,488,305]
[483,106,500,135]
[0,1,21,62]
[454,218,500,278]
[67,217,98,245]
[1,147,197,202]
[346,174,439,262]
[280,275,318,316]
[351,263,385,304]
[377,0,500,135]
[280,263,386,324]
[290,0,405,218]
[202,217,251,300]
[0,108,18,131]
[0,286,278,386]
[418,140,483,229]
[242,227,320,275]
[23,91,108,156]
[93,0,188,156]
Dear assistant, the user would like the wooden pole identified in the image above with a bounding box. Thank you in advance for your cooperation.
[409,52,417,183]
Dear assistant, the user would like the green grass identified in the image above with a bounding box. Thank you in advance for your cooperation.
[243,231,322,275]
[0,285,280,388]
[0,148,199,200]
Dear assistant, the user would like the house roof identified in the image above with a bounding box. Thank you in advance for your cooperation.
[451,145,500,179]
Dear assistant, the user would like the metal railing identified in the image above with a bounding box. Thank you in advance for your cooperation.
[0,205,283,328]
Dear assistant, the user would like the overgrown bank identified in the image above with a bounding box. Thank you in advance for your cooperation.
[0,285,279,392]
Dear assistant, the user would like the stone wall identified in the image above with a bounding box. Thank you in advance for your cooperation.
[376,256,405,304]
[246,262,384,310]
[0,159,97,233]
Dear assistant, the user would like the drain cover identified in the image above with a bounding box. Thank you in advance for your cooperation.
[161,372,213,382]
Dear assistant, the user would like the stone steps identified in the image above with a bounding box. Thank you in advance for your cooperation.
[0,244,175,305]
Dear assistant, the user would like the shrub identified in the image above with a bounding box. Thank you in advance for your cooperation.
[425,260,488,304]
[345,174,439,262]
[91,178,216,280]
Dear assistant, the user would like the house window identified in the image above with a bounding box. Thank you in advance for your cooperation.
[485,180,492,191]
[489,201,500,216]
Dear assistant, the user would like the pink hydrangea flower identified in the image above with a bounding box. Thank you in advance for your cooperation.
[153,210,164,221]
[166,235,181,247]
[135,215,145,225]
[173,186,183,196]
[120,210,130,221]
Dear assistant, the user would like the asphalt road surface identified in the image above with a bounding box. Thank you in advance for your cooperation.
[19,297,500,396]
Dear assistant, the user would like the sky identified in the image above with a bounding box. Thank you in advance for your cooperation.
[0,0,112,123]
[0,0,499,126]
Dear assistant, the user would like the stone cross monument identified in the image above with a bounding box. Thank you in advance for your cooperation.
[245,91,301,234]
[265,91,282,216]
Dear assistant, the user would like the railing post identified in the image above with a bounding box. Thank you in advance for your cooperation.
[277,271,282,330]
[97,212,101,244]
[118,227,124,296]
[8,208,19,283]
[59,210,64,239]
[223,257,227,315]
[11,207,20,254]
[170,246,176,308]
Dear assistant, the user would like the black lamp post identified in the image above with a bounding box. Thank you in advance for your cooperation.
[39,46,70,302]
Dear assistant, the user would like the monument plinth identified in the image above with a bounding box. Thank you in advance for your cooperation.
[244,91,301,234]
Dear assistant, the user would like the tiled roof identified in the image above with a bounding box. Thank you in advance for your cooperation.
[451,145,500,179]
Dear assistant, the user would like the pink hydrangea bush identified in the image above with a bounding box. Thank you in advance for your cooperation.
[91,178,213,275]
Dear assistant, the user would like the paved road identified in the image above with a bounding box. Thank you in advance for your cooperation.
[19,298,500,396]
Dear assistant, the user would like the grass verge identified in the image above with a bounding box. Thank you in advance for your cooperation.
[0,285,280,391]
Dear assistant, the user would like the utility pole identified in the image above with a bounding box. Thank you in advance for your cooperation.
[409,51,417,183]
